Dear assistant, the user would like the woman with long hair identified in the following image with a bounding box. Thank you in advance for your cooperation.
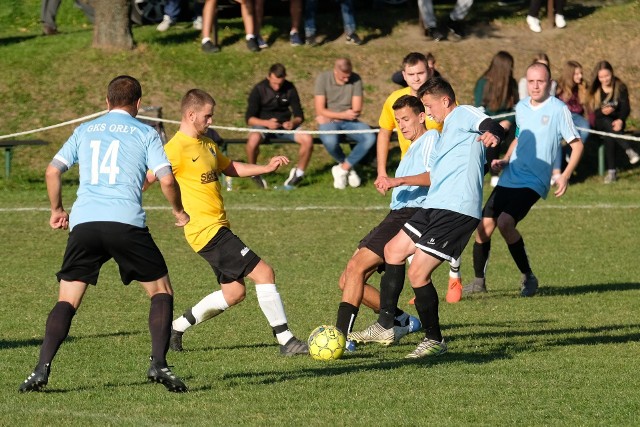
[589,60,637,183]
[556,60,590,143]
[474,50,518,186]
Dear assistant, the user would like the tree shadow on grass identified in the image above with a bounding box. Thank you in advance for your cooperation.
[0,35,39,46]
[0,330,140,351]
[540,282,640,296]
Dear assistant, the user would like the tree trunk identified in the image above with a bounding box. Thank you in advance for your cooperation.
[93,0,134,50]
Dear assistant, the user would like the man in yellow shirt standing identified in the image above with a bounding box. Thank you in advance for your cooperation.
[375,52,463,304]
[157,89,308,356]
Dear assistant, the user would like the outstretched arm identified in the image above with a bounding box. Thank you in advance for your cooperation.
[223,155,290,178]
[553,138,583,197]
[376,172,431,195]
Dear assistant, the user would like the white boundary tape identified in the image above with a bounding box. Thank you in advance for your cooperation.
[1,110,639,141]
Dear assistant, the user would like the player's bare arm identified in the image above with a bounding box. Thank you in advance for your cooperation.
[554,137,584,197]
[157,169,189,227]
[376,172,431,194]
[224,156,290,178]
[45,164,69,230]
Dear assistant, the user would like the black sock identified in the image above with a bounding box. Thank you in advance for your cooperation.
[473,241,491,278]
[413,282,442,342]
[149,293,173,367]
[378,263,405,329]
[336,302,359,336]
[38,301,76,367]
[508,237,532,275]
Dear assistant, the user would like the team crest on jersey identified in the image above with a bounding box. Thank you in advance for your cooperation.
[541,115,550,125]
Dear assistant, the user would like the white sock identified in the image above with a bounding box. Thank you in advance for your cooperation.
[255,283,293,345]
[201,37,211,45]
[449,257,461,279]
[246,34,255,41]
[172,290,229,332]
[295,168,304,177]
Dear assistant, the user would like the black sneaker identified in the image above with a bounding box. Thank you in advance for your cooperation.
[280,337,309,356]
[345,33,363,45]
[201,40,221,54]
[19,363,50,392]
[447,18,466,40]
[147,357,188,393]
[283,168,303,188]
[169,329,183,352]
[427,27,445,42]
[246,37,260,52]
[251,175,267,189]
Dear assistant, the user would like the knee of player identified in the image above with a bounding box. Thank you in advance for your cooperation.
[496,214,516,234]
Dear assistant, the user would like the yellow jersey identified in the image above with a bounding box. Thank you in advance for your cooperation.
[378,87,443,157]
[164,130,232,252]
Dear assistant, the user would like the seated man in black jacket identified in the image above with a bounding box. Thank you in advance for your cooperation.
[245,63,314,189]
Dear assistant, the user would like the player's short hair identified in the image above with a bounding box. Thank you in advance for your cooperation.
[107,75,142,108]
[181,89,216,115]
[392,94,425,115]
[417,77,456,104]
[269,63,287,78]
[334,58,352,73]
[527,61,551,81]
[401,52,427,70]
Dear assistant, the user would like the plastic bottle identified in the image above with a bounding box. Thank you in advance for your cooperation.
[225,175,233,191]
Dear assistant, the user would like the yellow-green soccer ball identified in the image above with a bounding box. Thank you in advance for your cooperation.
[308,325,346,361]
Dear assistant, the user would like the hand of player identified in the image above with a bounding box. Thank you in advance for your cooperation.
[491,158,508,172]
[553,174,569,197]
[50,210,69,230]
[478,132,499,148]
[375,176,396,195]
[265,118,281,130]
[265,155,290,172]
[374,173,388,191]
[173,210,190,227]
[342,109,360,121]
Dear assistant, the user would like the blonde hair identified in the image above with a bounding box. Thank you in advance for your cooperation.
[556,61,589,107]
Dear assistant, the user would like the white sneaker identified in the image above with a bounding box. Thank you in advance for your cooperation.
[193,16,203,30]
[526,15,541,33]
[331,165,348,189]
[157,14,174,32]
[347,169,361,187]
[626,149,640,165]
[555,14,566,28]
[490,175,499,187]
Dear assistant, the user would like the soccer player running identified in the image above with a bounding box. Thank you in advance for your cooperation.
[19,75,190,393]
[155,89,308,356]
[336,95,436,351]
[464,62,583,297]
[376,51,464,303]
[350,77,503,358]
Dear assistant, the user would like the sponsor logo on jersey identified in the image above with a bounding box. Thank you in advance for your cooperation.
[241,247,250,257]
[192,156,200,162]
[201,170,219,184]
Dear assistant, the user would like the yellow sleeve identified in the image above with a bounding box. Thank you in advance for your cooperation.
[378,94,397,131]
[213,143,232,172]
[164,138,181,174]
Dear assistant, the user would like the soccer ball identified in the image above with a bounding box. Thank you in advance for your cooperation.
[308,325,346,361]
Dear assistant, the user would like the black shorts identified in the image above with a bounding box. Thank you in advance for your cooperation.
[358,207,419,258]
[197,227,261,285]
[56,222,168,286]
[404,209,479,262]
[482,186,540,223]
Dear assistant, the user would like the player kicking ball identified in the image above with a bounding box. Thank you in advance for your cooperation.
[350,78,503,358]
[337,95,437,350]
[148,89,308,357]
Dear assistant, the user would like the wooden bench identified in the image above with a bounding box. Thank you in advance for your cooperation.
[0,139,49,179]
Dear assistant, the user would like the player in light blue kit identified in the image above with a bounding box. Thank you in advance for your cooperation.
[350,78,504,358]
[19,75,191,393]
[465,62,583,297]
[335,95,436,350]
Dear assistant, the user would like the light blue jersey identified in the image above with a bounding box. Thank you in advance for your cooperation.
[424,105,488,219]
[390,130,438,210]
[499,96,579,198]
[53,110,170,229]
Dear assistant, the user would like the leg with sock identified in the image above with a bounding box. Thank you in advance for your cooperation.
[464,241,490,295]
[508,237,539,297]
[170,290,229,351]
[406,282,448,359]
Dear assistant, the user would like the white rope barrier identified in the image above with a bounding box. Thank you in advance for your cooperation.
[1,110,639,141]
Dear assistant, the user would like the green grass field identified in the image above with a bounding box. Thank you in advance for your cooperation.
[2,0,640,425]
[2,180,640,425]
